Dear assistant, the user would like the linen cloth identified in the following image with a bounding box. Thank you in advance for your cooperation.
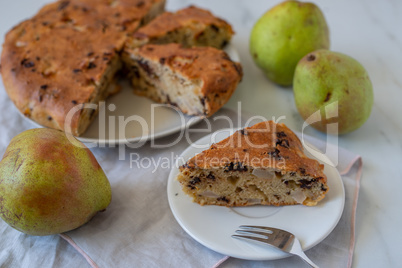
[0,109,362,268]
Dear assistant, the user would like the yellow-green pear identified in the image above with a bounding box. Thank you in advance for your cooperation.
[250,0,329,86]
[0,128,112,236]
[293,49,374,134]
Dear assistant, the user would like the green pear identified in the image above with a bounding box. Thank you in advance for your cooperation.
[250,0,329,86]
[293,49,374,134]
[0,128,112,236]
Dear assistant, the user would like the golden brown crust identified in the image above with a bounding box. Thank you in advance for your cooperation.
[127,5,234,48]
[126,43,243,116]
[1,0,166,136]
[183,121,327,181]
[178,121,328,207]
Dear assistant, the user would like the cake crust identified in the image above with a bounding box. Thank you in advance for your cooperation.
[126,5,234,49]
[186,121,325,176]
[1,0,165,136]
[177,121,328,207]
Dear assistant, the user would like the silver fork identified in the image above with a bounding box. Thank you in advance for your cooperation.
[232,225,319,268]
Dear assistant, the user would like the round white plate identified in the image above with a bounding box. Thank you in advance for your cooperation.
[167,129,345,260]
[20,44,240,145]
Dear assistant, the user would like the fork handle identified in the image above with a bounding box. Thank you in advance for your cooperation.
[293,250,319,268]
[289,239,319,268]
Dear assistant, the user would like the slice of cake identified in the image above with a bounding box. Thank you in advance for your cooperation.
[177,121,329,206]
[122,43,243,116]
[125,6,234,49]
[1,0,165,136]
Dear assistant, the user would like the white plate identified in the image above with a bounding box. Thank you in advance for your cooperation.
[167,128,345,260]
[19,44,240,145]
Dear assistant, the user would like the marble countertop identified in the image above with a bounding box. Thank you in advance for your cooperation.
[0,0,401,267]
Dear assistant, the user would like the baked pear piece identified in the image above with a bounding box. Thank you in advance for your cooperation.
[123,43,242,116]
[0,0,165,136]
[126,5,234,49]
[177,121,329,206]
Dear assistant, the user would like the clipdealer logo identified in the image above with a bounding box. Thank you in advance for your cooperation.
[64,101,339,168]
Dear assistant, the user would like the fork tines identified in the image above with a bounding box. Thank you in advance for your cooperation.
[232,225,294,247]
[232,225,274,243]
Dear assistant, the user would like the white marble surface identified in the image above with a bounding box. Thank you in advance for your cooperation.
[0,0,401,267]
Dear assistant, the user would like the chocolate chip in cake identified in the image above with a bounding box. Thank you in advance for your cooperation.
[187,176,201,190]
[58,1,70,11]
[47,116,52,121]
[181,163,192,169]
[268,148,281,159]
[299,167,306,175]
[237,163,248,172]
[299,178,317,189]
[276,131,287,138]
[87,52,94,57]
[211,24,219,32]
[40,84,48,90]
[71,100,78,105]
[224,162,248,172]
[87,62,97,69]
[73,69,82,73]
[189,177,201,185]
[221,40,229,47]
[276,139,289,148]
[217,196,229,203]
[321,184,327,192]
[138,59,154,76]
[206,173,215,180]
[300,184,312,189]
[21,59,35,68]
[225,162,234,172]
[200,97,206,106]
[159,57,166,65]
[239,129,248,135]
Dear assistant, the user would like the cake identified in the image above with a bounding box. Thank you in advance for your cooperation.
[0,0,166,136]
[122,43,243,116]
[177,121,329,206]
[125,6,234,49]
